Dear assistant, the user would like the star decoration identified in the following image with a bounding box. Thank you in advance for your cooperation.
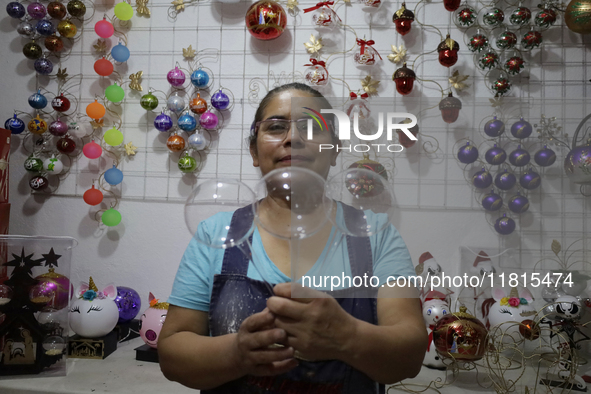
[182,45,196,59]
[5,248,43,276]
[286,0,298,10]
[42,248,62,268]
[124,141,138,156]
[129,71,143,91]
[361,75,380,95]
[304,34,323,55]
[91,119,104,130]
[449,70,469,92]
[93,39,108,54]
[387,45,407,64]
[56,68,69,81]
[136,0,151,16]
[172,0,185,11]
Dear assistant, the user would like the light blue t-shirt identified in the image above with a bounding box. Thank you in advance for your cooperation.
[168,204,415,312]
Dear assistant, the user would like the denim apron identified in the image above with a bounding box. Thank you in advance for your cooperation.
[204,204,384,394]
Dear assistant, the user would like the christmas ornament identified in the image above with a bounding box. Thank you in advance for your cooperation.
[510,118,532,139]
[437,35,459,68]
[28,2,47,19]
[509,145,531,167]
[245,0,287,40]
[496,31,517,50]
[472,168,493,189]
[56,136,76,154]
[24,155,44,172]
[483,8,504,26]
[190,68,209,88]
[43,156,64,174]
[30,175,49,191]
[484,116,505,137]
[34,57,54,75]
[154,112,173,132]
[457,142,478,164]
[521,30,543,50]
[509,6,532,26]
[456,6,476,26]
[23,41,43,60]
[443,0,461,12]
[188,133,207,150]
[124,141,137,156]
[102,208,122,227]
[564,144,591,184]
[200,111,219,130]
[504,56,525,75]
[167,66,186,87]
[83,140,102,159]
[47,2,67,19]
[178,113,197,132]
[478,51,499,70]
[56,19,77,38]
[31,268,71,311]
[178,152,198,173]
[45,35,64,52]
[104,165,123,186]
[28,115,48,134]
[433,306,487,361]
[535,7,557,28]
[114,2,134,20]
[114,287,141,324]
[358,0,382,12]
[439,92,462,123]
[534,145,556,167]
[95,18,114,38]
[345,157,387,198]
[354,38,382,66]
[190,94,208,114]
[304,59,329,86]
[94,57,114,77]
[305,34,323,55]
[67,0,87,18]
[104,127,124,146]
[6,2,26,19]
[5,114,25,134]
[111,43,130,63]
[392,3,414,35]
[211,90,230,110]
[36,20,56,37]
[139,293,169,349]
[86,100,106,120]
[482,190,503,211]
[140,91,159,111]
[468,32,488,52]
[29,90,48,109]
[49,119,68,137]
[397,120,419,148]
[393,63,416,95]
[167,93,185,113]
[83,185,103,206]
[167,134,186,152]
[305,2,338,30]
[494,214,516,235]
[105,83,125,103]
[485,144,507,165]
[17,21,35,37]
[70,279,119,337]
[565,0,591,34]
[52,94,71,112]
[519,169,541,189]
[492,77,511,96]
[508,193,529,213]
[518,319,540,340]
[495,169,517,190]
[129,71,142,91]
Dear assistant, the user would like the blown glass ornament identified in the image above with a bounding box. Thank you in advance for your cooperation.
[393,3,415,35]
[245,0,287,40]
[468,33,488,52]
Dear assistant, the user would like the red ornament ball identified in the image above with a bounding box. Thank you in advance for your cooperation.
[433,306,488,361]
[94,57,114,77]
[393,3,414,35]
[56,136,76,154]
[83,185,103,206]
[52,94,71,112]
[437,35,460,68]
[30,175,49,191]
[245,1,287,41]
[443,0,461,12]
[44,35,64,52]
[518,319,540,340]
[346,157,388,198]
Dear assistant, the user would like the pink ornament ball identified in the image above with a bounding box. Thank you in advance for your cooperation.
[95,19,114,38]
[83,141,103,159]
[200,111,219,130]
[167,67,186,87]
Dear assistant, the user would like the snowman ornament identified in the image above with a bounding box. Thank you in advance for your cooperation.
[422,290,449,369]
[69,277,119,338]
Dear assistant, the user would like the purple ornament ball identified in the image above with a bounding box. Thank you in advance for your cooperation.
[534,145,556,167]
[49,119,68,136]
[457,142,479,164]
[200,111,219,130]
[211,90,230,110]
[27,2,47,19]
[494,214,516,235]
[472,168,493,189]
[484,116,505,137]
[34,57,53,75]
[510,117,533,139]
[7,2,26,18]
[485,144,507,165]
[115,286,142,324]
[564,145,591,184]
[508,194,529,213]
[154,112,173,132]
[482,190,503,211]
[520,169,541,190]
[31,271,72,311]
[508,145,531,167]
[167,67,186,87]
[494,170,516,190]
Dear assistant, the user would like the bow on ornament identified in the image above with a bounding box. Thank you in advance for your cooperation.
[305,58,327,68]
[346,92,370,117]
[303,1,334,12]
[356,39,383,60]
[350,92,369,99]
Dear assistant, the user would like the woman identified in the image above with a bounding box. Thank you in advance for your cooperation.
[159,83,427,393]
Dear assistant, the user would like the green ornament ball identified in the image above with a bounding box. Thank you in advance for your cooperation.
[178,154,197,173]
[105,84,125,103]
[114,2,134,21]
[104,127,124,146]
[140,92,159,111]
[24,156,43,172]
[102,208,122,227]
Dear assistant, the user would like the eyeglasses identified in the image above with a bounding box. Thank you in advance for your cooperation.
[254,118,334,143]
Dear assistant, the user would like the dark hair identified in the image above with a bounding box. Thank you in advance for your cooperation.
[248,82,334,149]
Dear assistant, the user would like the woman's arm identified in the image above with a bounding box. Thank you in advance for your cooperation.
[158,305,298,390]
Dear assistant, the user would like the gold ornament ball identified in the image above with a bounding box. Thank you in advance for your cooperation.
[167,135,186,152]
[57,20,77,38]
[565,0,591,34]
[28,116,48,135]
[67,0,87,18]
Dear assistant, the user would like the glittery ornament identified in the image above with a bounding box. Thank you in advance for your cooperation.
[24,155,44,172]
[34,57,54,75]
[66,0,86,18]
[492,77,511,96]
[48,2,67,19]
[52,94,71,112]
[188,133,207,151]
[56,136,76,154]
[484,116,505,137]
[245,0,287,40]
[565,0,591,34]
[509,6,532,26]
[304,59,329,86]
[190,69,209,88]
[510,118,532,139]
[456,6,476,26]
[354,38,381,66]
[5,114,25,134]
[494,214,516,235]
[31,268,71,311]
[433,306,488,361]
[457,142,478,164]
[17,21,35,37]
[508,193,529,213]
[57,19,77,38]
[472,168,493,189]
[43,155,63,174]
[534,145,556,167]
[167,93,186,113]
[45,35,64,52]
[518,320,540,340]
[482,190,503,211]
[564,144,591,184]
[115,287,142,324]
[485,144,507,165]
[200,111,219,130]
[154,112,173,132]
[504,56,525,75]
[509,145,531,167]
[29,90,48,109]
[178,152,198,173]
[6,2,26,18]
[167,134,186,152]
[496,31,518,50]
[478,51,499,70]
[23,41,43,60]
[30,175,49,191]
[28,2,47,19]
[519,169,541,189]
[211,90,231,110]
[494,169,517,190]
[36,19,56,36]
[346,154,387,198]
[521,30,543,49]
[28,115,48,134]
[393,63,416,95]
[535,7,557,28]
[468,33,488,52]
[393,3,415,35]
[190,94,208,115]
[49,118,69,137]
[178,113,197,132]
[140,92,159,111]
[483,8,504,27]
[443,0,461,12]
[167,67,186,87]
[308,5,338,30]
[437,35,460,68]
[439,92,462,123]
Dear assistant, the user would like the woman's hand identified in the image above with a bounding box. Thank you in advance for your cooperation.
[266,283,357,362]
[231,307,299,376]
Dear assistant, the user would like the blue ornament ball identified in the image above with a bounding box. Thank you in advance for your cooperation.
[510,118,533,139]
[508,193,529,213]
[154,112,173,132]
[484,116,505,137]
[28,90,48,109]
[482,190,503,211]
[36,19,55,36]
[494,170,516,190]
[111,43,130,62]
[104,165,124,185]
[534,145,556,167]
[188,133,207,150]
[114,286,142,324]
[508,145,531,167]
[485,144,507,165]
[519,169,541,190]
[211,89,230,110]
[34,57,53,75]
[6,2,26,18]
[472,168,493,189]
[457,142,479,164]
[190,69,210,88]
[4,114,25,134]
[494,214,516,235]
[178,113,197,132]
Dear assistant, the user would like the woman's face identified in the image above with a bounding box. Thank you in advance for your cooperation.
[250,89,338,179]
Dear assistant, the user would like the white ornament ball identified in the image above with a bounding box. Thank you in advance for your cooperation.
[188,133,207,151]
[43,156,64,174]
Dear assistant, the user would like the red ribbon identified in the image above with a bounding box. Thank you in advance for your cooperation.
[350,92,369,99]
[356,38,383,60]
[303,1,334,13]
[304,58,327,68]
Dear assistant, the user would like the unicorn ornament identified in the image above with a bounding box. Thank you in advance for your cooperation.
[69,277,119,338]
[481,286,537,339]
